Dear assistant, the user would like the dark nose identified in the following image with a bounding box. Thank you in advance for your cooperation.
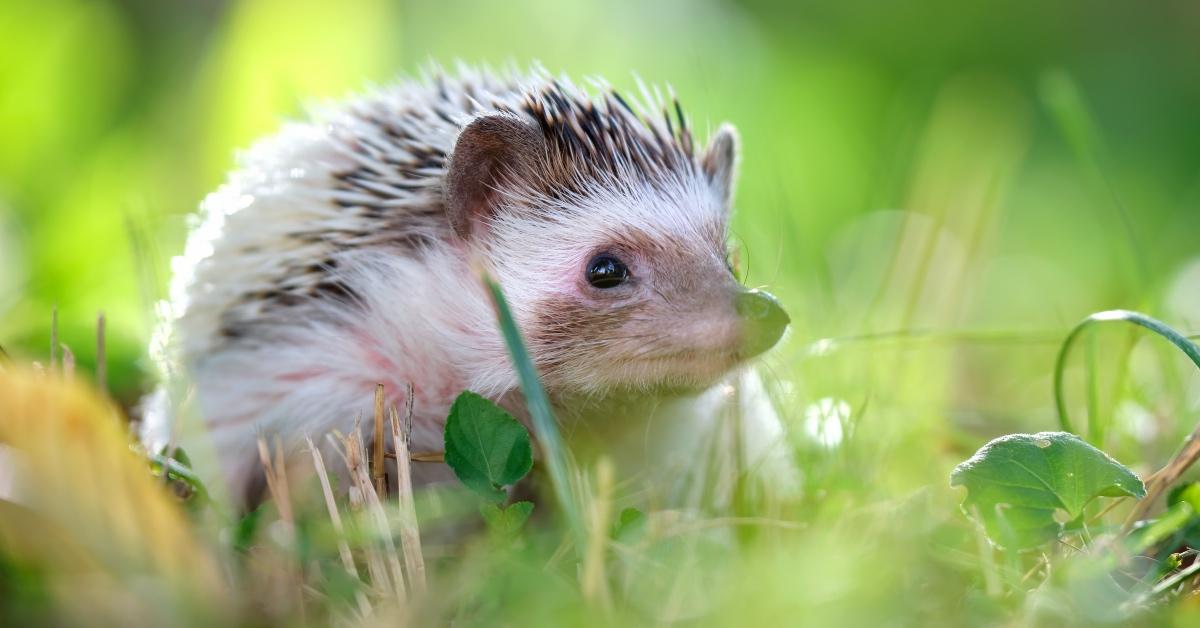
[735,289,789,358]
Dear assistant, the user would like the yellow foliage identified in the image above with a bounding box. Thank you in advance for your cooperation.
[0,369,227,625]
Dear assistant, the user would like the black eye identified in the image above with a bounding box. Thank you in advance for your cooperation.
[586,254,629,289]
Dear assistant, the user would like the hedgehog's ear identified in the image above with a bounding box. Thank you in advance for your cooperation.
[701,124,739,206]
[444,113,545,241]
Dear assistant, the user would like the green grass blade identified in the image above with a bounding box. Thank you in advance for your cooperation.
[482,274,584,546]
[1054,310,1200,434]
[1039,70,1149,289]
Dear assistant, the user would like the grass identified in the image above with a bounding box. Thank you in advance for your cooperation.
[5,293,1200,626]
[1054,310,1200,437]
[483,273,583,547]
[4,5,1200,623]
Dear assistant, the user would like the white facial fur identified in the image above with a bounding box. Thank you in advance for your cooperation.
[481,165,746,394]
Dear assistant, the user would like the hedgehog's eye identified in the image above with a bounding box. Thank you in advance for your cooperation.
[586,254,629,289]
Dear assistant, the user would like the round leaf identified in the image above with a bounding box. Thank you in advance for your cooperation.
[444,391,533,503]
[950,431,1145,550]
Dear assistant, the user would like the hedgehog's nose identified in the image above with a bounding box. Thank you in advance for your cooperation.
[735,289,789,358]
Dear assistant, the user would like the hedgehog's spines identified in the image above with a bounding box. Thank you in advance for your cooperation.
[609,90,636,116]
[204,66,717,336]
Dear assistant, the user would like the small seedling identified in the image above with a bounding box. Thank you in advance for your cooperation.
[480,501,535,537]
[444,390,537,535]
[443,390,534,504]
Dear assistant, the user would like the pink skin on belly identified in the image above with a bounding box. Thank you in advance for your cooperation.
[228,328,468,435]
[277,368,328,383]
[352,330,466,424]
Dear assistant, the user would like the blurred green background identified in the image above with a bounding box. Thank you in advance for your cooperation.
[7,2,1200,623]
[2,0,1200,467]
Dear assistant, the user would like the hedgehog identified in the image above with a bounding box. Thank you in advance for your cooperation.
[144,65,790,505]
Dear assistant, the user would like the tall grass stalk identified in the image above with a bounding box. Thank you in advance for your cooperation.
[581,458,615,610]
[1040,70,1149,290]
[481,273,585,548]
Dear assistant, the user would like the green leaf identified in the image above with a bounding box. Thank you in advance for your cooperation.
[444,390,533,503]
[1127,501,1195,555]
[233,504,266,554]
[613,507,647,542]
[950,431,1145,550]
[480,501,535,536]
[1168,482,1200,511]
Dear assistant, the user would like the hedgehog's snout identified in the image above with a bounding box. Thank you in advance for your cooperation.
[735,289,789,358]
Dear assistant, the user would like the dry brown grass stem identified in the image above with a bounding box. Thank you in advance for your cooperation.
[60,344,75,379]
[389,383,427,595]
[257,435,305,621]
[1124,425,1200,532]
[331,427,407,606]
[373,384,387,496]
[257,436,294,525]
[409,451,445,463]
[329,430,388,596]
[306,435,373,619]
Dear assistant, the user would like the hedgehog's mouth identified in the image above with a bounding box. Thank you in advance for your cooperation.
[637,346,739,366]
[636,348,745,388]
